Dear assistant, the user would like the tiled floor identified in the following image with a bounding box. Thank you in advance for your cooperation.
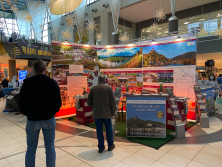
[1,105,222,167]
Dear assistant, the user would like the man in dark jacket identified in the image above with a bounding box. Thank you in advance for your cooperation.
[19,60,61,167]
[87,76,116,153]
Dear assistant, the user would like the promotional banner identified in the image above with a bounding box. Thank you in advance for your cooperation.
[98,47,143,69]
[143,40,196,67]
[126,96,166,138]
[18,70,27,83]
[201,87,217,115]
[52,41,98,118]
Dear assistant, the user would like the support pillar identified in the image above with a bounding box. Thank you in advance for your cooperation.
[112,31,119,44]
[9,59,16,82]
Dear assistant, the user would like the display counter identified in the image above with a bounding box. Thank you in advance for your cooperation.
[2,88,16,112]
[194,86,217,117]
[74,95,94,125]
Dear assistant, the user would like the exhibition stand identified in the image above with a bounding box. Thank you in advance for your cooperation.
[52,37,198,140]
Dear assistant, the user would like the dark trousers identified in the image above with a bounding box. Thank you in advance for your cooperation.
[95,119,114,150]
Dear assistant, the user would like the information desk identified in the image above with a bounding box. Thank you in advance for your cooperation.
[2,88,15,112]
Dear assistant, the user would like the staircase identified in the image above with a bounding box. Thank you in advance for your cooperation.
[0,32,52,61]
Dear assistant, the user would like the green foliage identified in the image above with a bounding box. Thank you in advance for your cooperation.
[159,82,163,92]
[61,45,73,51]
[65,54,73,59]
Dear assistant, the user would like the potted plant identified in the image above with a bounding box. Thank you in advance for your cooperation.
[159,82,163,94]
[126,83,129,93]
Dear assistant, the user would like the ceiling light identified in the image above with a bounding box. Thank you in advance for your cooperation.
[158,28,162,30]
[157,33,162,34]
[199,18,205,21]
[217,13,222,17]
[184,22,190,25]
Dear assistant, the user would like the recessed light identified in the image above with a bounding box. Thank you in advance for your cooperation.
[217,13,222,17]
[199,18,205,21]
[184,22,190,24]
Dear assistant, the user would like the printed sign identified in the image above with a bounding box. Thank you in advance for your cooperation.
[126,96,166,138]
[18,70,27,83]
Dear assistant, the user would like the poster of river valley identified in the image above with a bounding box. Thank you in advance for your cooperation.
[97,47,143,69]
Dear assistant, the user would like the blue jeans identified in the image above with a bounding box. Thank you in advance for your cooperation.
[95,119,114,150]
[25,116,56,167]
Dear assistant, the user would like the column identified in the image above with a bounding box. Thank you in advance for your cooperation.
[9,59,16,82]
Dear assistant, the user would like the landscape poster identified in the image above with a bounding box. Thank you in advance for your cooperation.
[97,47,143,69]
[143,40,196,67]
[126,96,166,138]
[52,44,98,71]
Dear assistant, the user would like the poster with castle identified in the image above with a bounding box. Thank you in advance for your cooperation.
[97,47,143,69]
[143,40,196,67]
[126,96,166,138]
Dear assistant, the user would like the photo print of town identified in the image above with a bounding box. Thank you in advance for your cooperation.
[97,47,143,69]
[52,44,98,71]
[143,41,196,67]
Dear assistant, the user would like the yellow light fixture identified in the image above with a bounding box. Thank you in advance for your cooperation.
[127,44,135,47]
[49,0,82,15]
[175,36,183,41]
[83,44,90,47]
[105,45,112,48]
[151,40,157,44]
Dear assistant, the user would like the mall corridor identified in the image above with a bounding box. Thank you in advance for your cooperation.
[0,104,222,167]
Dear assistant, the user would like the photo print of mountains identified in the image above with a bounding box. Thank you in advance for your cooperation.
[143,41,196,67]
[97,47,143,69]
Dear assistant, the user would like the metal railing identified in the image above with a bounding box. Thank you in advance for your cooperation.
[0,31,52,58]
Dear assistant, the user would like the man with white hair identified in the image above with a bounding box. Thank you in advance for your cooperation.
[87,76,116,153]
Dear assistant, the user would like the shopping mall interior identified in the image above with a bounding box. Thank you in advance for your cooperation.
[1,0,222,167]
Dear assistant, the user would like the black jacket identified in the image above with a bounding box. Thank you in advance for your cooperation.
[1,79,8,88]
[18,74,61,121]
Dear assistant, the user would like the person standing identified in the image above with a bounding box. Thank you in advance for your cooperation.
[19,60,61,167]
[87,76,116,153]
[204,74,221,90]
[0,77,9,88]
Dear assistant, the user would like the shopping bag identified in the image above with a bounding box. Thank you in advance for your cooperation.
[216,94,222,105]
